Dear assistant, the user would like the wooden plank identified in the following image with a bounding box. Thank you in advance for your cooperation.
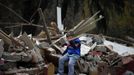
[104,35,134,46]
[0,32,12,45]
[0,39,4,57]
[125,36,134,43]
[38,8,52,44]
[0,30,25,48]
[70,19,85,32]
[75,16,104,35]
[52,44,63,53]
[4,23,43,28]
[73,11,101,34]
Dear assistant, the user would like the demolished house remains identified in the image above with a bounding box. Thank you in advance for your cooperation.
[0,9,134,75]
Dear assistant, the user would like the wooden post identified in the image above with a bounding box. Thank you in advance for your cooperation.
[38,8,52,44]
[0,39,4,57]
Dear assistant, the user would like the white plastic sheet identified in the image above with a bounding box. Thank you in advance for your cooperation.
[104,40,134,56]
[80,44,91,56]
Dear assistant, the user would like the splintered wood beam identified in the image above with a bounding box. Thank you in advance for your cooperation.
[3,23,43,28]
[125,36,134,43]
[0,31,12,45]
[75,16,104,34]
[0,30,25,48]
[38,8,52,44]
[69,11,101,35]
[104,36,134,46]
[0,39,4,57]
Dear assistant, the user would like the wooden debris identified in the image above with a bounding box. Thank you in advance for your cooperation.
[0,9,133,75]
[4,23,43,28]
[52,44,63,53]
[0,30,12,45]
[18,32,34,50]
[125,36,134,43]
[69,11,104,35]
[0,39,4,57]
[38,8,52,44]
[4,63,55,75]
[5,67,42,75]
[104,35,134,46]
[49,21,59,36]
[2,52,32,62]
[0,30,25,48]
[50,34,68,53]
[2,52,21,62]
[37,30,46,38]
[32,46,44,63]
[44,63,55,75]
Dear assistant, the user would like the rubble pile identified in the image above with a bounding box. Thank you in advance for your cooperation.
[0,28,134,75]
[76,34,134,75]
[0,30,56,75]
[0,10,134,75]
